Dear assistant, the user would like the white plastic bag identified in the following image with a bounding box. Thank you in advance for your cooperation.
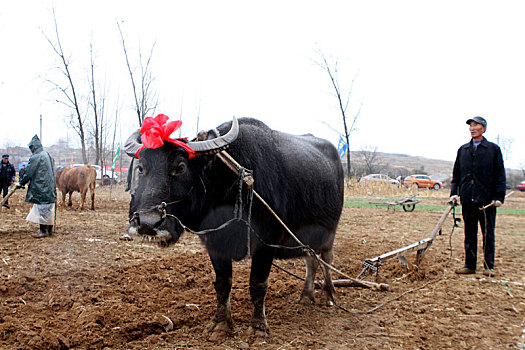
[26,203,55,225]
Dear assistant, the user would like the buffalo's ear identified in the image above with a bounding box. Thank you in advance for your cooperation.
[195,130,208,141]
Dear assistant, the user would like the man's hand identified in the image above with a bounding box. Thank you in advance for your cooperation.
[15,183,25,189]
[494,200,503,208]
[449,195,460,204]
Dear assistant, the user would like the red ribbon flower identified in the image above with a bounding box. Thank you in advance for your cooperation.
[135,114,195,159]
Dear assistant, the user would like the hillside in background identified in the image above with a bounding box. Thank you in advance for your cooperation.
[377,152,454,178]
[346,151,454,179]
[344,151,523,186]
[1,145,523,185]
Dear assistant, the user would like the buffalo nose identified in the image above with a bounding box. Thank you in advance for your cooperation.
[137,212,162,235]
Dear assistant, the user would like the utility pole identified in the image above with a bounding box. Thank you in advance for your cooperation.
[40,114,42,141]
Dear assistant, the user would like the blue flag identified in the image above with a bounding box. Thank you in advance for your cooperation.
[337,136,348,160]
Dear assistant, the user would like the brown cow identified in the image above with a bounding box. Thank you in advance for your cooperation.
[55,165,97,210]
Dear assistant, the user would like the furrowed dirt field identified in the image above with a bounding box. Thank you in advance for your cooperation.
[1,185,524,349]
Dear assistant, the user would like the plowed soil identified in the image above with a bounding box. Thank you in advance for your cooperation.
[1,186,524,349]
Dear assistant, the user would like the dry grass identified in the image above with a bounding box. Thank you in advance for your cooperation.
[345,179,448,199]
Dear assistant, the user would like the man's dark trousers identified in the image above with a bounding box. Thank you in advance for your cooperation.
[462,203,496,270]
[1,181,8,204]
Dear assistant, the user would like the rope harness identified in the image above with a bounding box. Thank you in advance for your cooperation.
[132,169,255,258]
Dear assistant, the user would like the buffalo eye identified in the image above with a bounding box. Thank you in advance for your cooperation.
[137,165,144,175]
[170,162,186,177]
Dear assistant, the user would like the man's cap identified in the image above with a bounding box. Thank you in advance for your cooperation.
[1,154,8,158]
[466,116,487,127]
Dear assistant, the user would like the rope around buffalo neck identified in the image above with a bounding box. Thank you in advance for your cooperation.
[234,168,254,259]
[162,167,255,259]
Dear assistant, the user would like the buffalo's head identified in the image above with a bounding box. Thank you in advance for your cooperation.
[127,117,239,246]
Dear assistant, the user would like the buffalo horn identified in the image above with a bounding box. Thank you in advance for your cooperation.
[188,117,239,155]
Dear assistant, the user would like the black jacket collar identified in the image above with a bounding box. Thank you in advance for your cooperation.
[467,136,487,149]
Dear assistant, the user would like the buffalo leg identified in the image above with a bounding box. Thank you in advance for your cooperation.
[247,249,273,337]
[67,192,73,207]
[90,189,95,210]
[207,257,233,340]
[299,254,318,304]
[61,191,67,207]
[319,248,336,306]
[80,190,87,210]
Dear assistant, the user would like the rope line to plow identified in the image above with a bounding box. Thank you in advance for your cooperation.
[356,206,459,314]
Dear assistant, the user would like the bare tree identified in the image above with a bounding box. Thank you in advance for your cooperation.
[195,97,202,134]
[109,102,121,185]
[315,49,362,179]
[178,93,184,137]
[117,21,159,127]
[42,8,88,163]
[87,41,109,166]
[496,135,514,164]
[519,161,525,178]
[357,146,386,175]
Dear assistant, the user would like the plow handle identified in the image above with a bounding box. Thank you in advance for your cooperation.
[1,186,18,207]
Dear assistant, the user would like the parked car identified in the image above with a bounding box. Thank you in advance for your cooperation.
[404,174,442,190]
[359,174,400,185]
[517,180,525,192]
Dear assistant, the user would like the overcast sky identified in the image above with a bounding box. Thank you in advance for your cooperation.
[1,1,523,169]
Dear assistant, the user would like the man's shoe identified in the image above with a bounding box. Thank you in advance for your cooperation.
[33,231,50,238]
[483,269,496,277]
[33,225,50,238]
[2,203,9,209]
[455,267,476,275]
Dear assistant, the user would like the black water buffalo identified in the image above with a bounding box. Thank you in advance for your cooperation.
[128,117,344,339]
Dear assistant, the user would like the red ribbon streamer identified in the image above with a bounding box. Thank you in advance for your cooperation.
[134,114,195,159]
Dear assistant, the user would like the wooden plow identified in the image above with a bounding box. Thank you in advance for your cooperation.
[0,185,20,208]
[356,202,459,281]
[369,194,421,212]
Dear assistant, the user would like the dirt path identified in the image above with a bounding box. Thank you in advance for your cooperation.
[1,187,524,349]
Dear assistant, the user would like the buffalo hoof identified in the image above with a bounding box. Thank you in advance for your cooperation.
[298,294,315,305]
[320,294,335,307]
[320,288,336,307]
[246,321,269,337]
[119,232,133,241]
[206,320,232,342]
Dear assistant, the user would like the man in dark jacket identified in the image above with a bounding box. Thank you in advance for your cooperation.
[19,164,26,180]
[18,135,56,238]
[450,116,506,277]
[1,154,16,209]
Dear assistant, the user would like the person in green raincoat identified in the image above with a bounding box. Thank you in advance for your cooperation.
[17,135,56,238]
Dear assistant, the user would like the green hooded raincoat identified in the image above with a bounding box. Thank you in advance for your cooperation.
[19,135,56,204]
